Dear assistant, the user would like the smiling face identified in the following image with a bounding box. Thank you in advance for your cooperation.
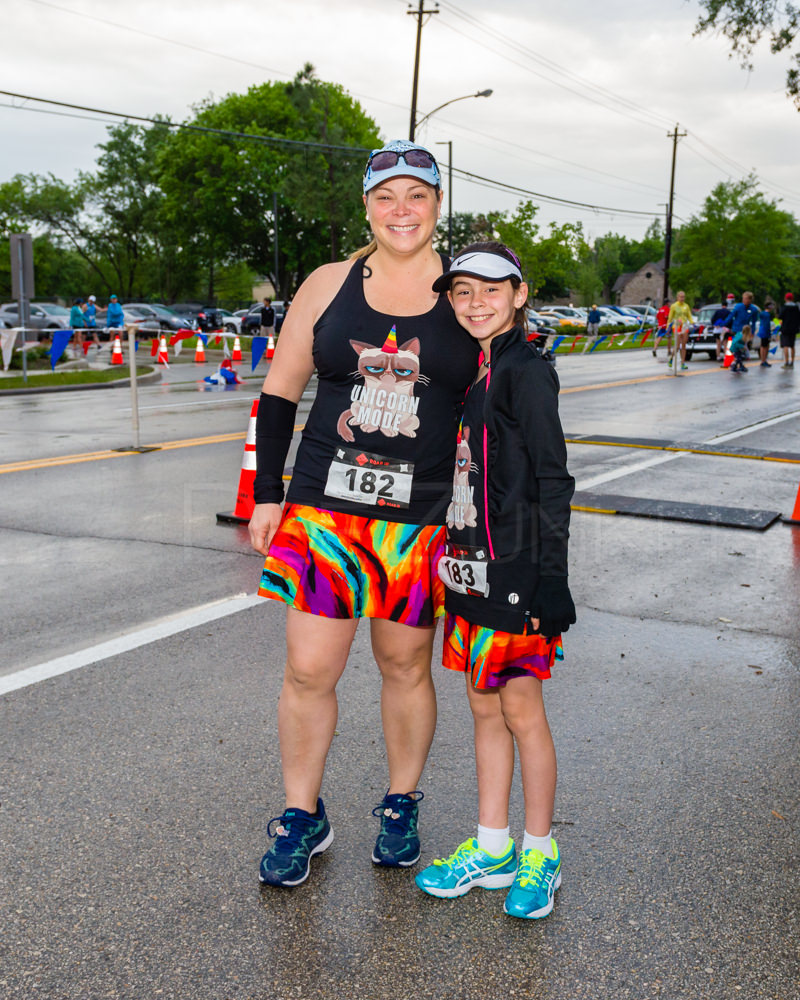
[447,276,528,349]
[364,176,442,254]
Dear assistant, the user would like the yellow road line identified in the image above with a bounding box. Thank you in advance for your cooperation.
[0,423,305,475]
[565,437,800,465]
[562,366,724,394]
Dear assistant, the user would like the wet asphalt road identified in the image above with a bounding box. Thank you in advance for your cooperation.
[1,351,798,999]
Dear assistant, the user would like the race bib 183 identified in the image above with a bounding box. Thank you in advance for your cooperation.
[438,542,490,598]
[324,447,414,509]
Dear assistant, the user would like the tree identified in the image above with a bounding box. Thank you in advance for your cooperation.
[494,200,587,301]
[434,211,496,255]
[694,1,800,107]
[670,176,800,303]
[157,65,380,299]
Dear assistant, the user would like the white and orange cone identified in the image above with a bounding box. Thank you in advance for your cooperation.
[266,333,275,360]
[216,398,258,524]
[110,334,124,365]
[156,335,169,365]
[232,336,243,362]
[194,336,206,363]
[722,336,734,369]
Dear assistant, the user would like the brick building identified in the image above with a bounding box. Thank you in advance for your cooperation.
[612,260,672,305]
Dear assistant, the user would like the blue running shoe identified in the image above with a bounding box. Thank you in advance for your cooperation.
[503,839,561,919]
[371,791,423,867]
[415,838,518,898]
[259,798,334,887]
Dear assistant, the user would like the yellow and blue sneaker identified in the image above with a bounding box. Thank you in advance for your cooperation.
[503,839,561,919]
[415,838,518,898]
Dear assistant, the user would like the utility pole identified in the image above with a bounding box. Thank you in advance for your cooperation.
[436,140,453,256]
[662,124,686,302]
[408,1,439,141]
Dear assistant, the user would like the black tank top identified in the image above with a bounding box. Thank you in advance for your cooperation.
[286,255,480,524]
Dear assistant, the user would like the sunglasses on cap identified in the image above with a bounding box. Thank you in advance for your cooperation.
[365,147,438,175]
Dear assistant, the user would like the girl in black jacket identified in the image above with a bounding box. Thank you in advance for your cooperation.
[415,242,576,920]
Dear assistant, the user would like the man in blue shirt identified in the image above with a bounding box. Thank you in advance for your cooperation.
[729,291,759,335]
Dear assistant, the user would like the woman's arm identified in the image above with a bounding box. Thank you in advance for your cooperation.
[249,261,351,556]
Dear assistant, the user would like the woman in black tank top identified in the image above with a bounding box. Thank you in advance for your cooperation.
[248,141,479,888]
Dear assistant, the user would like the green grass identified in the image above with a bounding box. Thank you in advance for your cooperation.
[549,327,654,354]
[0,366,154,391]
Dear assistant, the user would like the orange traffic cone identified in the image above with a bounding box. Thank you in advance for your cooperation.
[110,334,124,365]
[784,481,800,525]
[156,335,169,365]
[232,336,243,362]
[194,336,206,363]
[216,398,259,524]
[722,337,734,369]
[266,333,275,360]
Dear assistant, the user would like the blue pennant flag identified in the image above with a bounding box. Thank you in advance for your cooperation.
[49,329,73,369]
[251,336,267,371]
[197,333,209,346]
[552,335,565,352]
[589,335,608,353]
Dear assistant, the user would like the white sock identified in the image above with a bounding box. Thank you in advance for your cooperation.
[522,830,555,859]
[477,824,511,857]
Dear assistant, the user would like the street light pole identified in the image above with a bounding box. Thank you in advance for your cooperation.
[435,140,453,257]
[416,89,493,129]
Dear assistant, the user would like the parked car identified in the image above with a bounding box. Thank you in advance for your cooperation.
[600,306,640,327]
[626,304,657,321]
[240,301,286,335]
[684,303,724,361]
[0,302,72,339]
[527,309,557,331]
[122,303,197,332]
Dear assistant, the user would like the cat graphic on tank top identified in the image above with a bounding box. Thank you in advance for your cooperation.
[336,327,428,442]
[446,425,479,529]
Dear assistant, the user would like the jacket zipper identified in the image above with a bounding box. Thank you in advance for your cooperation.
[482,362,495,560]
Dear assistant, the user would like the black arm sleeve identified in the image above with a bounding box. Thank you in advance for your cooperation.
[252,392,298,504]
[512,357,574,578]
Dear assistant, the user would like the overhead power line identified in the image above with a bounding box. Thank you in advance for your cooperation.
[0,89,661,220]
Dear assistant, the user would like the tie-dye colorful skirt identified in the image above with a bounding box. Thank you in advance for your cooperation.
[258,504,446,626]
[442,612,563,689]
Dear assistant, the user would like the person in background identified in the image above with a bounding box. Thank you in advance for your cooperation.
[757,304,774,368]
[585,304,601,338]
[729,291,759,340]
[653,299,670,358]
[106,295,125,330]
[709,301,732,362]
[667,291,693,370]
[260,297,276,339]
[84,294,102,349]
[730,323,752,373]
[69,298,87,353]
[778,292,799,369]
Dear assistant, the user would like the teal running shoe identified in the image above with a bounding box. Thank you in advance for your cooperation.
[415,838,518,898]
[503,840,561,919]
[372,791,423,867]
[259,798,334,887]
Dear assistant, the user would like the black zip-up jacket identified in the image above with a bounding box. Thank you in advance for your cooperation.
[444,324,575,633]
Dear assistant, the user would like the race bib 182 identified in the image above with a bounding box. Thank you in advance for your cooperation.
[324,447,414,509]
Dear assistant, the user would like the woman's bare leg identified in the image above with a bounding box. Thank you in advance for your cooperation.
[279,607,358,812]
[370,618,437,793]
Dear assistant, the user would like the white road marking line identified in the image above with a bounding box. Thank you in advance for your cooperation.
[575,408,800,492]
[0,593,264,697]
[708,408,800,443]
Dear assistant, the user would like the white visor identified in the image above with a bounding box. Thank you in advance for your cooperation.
[433,251,523,292]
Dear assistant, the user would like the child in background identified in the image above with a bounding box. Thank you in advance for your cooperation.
[757,305,773,367]
[414,242,576,920]
[731,324,752,373]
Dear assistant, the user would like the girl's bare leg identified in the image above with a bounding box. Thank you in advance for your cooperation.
[499,676,556,837]
[466,678,514,829]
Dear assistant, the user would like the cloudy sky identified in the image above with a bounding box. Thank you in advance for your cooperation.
[3,0,800,241]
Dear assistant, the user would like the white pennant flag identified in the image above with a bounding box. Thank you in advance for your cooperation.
[1,328,18,371]
[222,335,231,359]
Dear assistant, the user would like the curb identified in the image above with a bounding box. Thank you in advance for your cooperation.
[0,370,162,396]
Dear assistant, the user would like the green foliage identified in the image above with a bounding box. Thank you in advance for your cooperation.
[694,1,800,107]
[434,211,496,255]
[670,176,800,303]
